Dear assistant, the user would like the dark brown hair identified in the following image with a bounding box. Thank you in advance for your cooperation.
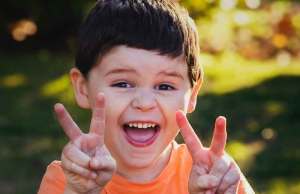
[75,0,202,86]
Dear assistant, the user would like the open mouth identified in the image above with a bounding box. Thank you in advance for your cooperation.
[123,122,160,147]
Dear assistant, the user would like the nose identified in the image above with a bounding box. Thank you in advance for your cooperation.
[131,88,156,111]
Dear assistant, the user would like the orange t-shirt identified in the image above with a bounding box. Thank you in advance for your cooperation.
[38,142,192,194]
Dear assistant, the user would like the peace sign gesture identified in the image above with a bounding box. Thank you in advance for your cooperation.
[54,93,116,194]
[176,110,248,194]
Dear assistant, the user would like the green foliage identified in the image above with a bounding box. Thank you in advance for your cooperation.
[1,0,300,193]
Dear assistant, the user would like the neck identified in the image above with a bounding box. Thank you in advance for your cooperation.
[116,143,173,183]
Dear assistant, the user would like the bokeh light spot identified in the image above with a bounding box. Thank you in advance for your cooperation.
[245,0,261,9]
[234,11,250,26]
[220,0,236,10]
[0,74,27,88]
[272,33,288,48]
[41,74,70,97]
[10,19,37,42]
[276,50,291,66]
[264,101,285,117]
[227,140,265,171]
[261,128,276,140]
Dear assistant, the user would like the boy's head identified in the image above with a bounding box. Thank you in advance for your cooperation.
[70,0,203,176]
[75,0,202,87]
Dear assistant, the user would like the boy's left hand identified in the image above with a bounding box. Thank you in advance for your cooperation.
[176,111,243,194]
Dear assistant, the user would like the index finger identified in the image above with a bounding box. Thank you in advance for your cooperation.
[89,93,106,141]
[176,110,208,164]
[209,116,227,157]
[54,103,82,141]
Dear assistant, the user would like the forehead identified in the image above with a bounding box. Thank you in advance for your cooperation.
[94,46,188,77]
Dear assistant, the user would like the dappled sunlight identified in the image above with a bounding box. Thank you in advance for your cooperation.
[265,178,300,194]
[264,101,286,118]
[40,74,74,103]
[226,140,265,172]
[1,1,300,193]
[0,73,27,88]
[200,52,300,95]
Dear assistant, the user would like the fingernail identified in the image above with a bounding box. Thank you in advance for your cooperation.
[54,103,63,112]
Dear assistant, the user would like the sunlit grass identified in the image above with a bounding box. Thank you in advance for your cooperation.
[200,51,300,95]
[40,74,74,103]
[226,140,265,172]
[1,51,299,194]
[262,178,300,194]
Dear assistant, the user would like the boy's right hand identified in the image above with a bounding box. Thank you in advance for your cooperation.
[54,93,116,194]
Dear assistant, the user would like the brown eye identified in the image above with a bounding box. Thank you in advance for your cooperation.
[156,84,175,91]
[111,81,132,88]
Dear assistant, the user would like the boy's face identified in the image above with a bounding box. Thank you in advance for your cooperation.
[71,46,200,171]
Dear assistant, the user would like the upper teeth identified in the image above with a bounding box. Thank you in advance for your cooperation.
[128,122,156,128]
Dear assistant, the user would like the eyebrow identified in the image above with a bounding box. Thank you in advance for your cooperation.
[104,67,184,80]
[158,70,184,80]
[104,67,137,77]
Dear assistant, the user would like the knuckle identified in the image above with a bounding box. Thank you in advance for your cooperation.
[215,161,227,172]
[63,143,73,155]
[223,174,233,184]
[69,161,76,172]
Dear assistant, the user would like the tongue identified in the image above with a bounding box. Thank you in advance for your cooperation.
[126,128,156,142]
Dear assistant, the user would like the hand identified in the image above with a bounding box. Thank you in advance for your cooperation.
[54,93,116,194]
[176,111,241,194]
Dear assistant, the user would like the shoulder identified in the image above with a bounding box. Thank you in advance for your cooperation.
[37,160,66,194]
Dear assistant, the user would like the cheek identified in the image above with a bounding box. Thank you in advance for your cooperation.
[158,91,190,128]
[102,90,132,131]
[159,91,190,112]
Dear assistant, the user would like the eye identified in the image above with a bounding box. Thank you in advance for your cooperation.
[156,83,175,91]
[111,81,132,88]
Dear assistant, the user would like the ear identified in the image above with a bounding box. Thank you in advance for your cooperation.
[187,77,202,113]
[70,68,91,109]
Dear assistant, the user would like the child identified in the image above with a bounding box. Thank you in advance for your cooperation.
[38,0,254,194]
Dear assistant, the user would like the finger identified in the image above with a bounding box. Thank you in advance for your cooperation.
[205,190,213,194]
[209,155,231,186]
[89,93,106,141]
[224,181,239,194]
[61,153,97,179]
[63,142,91,167]
[217,163,241,193]
[209,116,227,157]
[191,164,209,176]
[54,103,82,141]
[176,110,208,163]
[90,146,116,172]
[194,174,219,190]
[95,170,114,187]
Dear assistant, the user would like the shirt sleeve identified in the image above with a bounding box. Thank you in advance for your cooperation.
[37,160,66,194]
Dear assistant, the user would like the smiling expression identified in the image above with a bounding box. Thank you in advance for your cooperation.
[71,45,200,175]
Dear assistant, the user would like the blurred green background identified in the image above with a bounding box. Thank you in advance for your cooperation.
[1,0,300,193]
